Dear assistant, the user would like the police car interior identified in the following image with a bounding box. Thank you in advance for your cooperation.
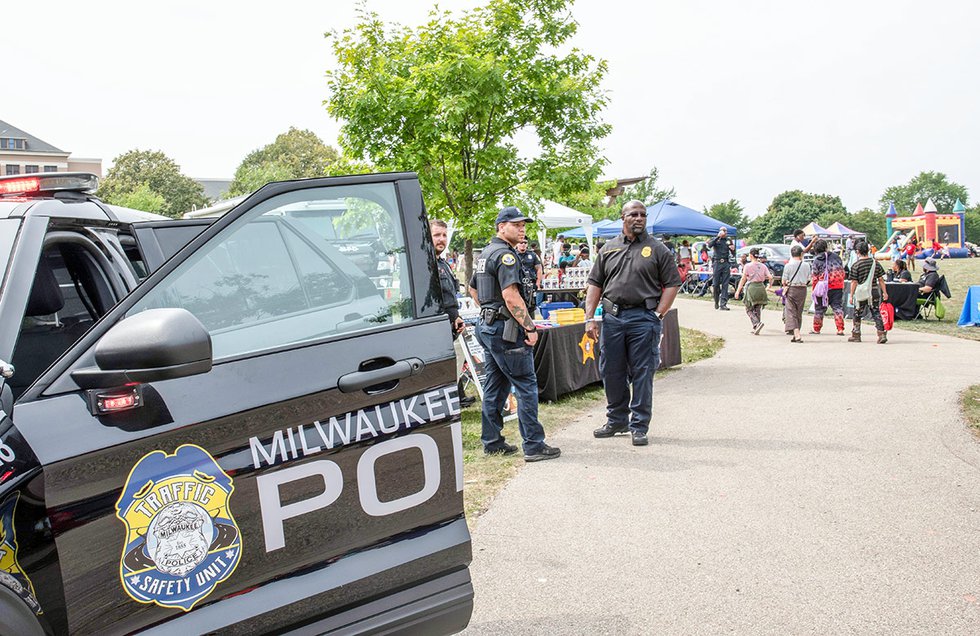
[0,172,473,635]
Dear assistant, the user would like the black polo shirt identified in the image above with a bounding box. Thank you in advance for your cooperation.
[587,232,682,307]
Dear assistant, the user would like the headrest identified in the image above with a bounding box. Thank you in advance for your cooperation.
[26,257,64,316]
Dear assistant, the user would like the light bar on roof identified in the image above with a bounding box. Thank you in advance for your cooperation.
[0,172,99,196]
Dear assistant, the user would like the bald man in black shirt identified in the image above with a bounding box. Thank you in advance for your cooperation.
[584,200,681,446]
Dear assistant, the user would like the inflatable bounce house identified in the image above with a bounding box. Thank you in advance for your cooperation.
[882,198,970,259]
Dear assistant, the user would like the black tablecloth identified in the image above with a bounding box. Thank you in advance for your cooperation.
[886,282,919,320]
[533,309,682,402]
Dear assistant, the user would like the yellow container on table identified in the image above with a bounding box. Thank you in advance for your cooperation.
[552,308,585,325]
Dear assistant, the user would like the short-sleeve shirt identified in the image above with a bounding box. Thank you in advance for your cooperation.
[587,233,682,307]
[918,271,940,291]
[848,257,885,285]
[706,235,735,261]
[742,261,770,283]
[471,237,523,310]
[781,259,811,286]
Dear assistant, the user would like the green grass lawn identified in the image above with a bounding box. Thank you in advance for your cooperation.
[460,327,724,521]
[684,257,980,341]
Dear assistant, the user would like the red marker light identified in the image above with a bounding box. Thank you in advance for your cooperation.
[94,386,142,414]
[0,177,40,195]
[103,395,137,411]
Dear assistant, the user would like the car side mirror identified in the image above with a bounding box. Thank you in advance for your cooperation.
[71,308,212,390]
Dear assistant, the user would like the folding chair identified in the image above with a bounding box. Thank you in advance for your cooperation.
[916,275,951,320]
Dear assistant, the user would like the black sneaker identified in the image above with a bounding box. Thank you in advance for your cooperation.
[484,442,518,456]
[524,444,561,462]
[631,432,649,446]
[593,424,629,438]
[459,396,477,408]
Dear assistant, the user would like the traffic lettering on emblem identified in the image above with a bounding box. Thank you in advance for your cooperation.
[116,444,242,612]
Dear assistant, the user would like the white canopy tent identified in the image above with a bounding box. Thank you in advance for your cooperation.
[534,200,594,257]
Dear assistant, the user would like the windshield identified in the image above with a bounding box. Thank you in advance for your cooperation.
[0,218,21,285]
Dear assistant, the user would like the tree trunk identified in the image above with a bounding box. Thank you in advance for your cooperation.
[464,238,474,287]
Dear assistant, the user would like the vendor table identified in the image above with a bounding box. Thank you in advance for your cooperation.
[540,288,584,304]
[886,282,919,320]
[958,285,980,327]
[533,309,681,402]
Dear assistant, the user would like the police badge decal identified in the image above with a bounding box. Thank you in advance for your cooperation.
[116,444,242,611]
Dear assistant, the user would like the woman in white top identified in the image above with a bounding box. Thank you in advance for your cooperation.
[677,240,693,279]
[778,245,811,342]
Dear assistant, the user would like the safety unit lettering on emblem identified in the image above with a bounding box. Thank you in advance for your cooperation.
[116,444,242,612]
[0,492,43,615]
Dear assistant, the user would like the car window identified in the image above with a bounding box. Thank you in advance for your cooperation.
[129,182,411,359]
[0,218,20,283]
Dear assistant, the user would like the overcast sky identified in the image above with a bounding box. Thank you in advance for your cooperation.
[4,0,977,216]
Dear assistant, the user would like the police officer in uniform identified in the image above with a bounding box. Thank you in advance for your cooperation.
[516,237,543,316]
[469,206,561,461]
[585,200,682,446]
[430,219,478,407]
[706,225,736,310]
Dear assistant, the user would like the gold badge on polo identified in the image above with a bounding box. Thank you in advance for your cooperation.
[116,444,242,611]
[641,246,652,258]
[501,253,516,266]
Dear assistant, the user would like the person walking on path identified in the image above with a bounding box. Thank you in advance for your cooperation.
[778,245,811,342]
[706,226,736,310]
[584,200,681,447]
[734,247,773,335]
[847,240,889,344]
[469,206,561,462]
[810,239,847,336]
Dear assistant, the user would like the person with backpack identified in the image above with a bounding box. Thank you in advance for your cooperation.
[847,240,889,344]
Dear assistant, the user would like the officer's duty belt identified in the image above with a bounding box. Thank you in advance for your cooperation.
[480,307,501,324]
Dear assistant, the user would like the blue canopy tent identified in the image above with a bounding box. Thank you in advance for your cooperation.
[562,218,616,238]
[644,199,738,237]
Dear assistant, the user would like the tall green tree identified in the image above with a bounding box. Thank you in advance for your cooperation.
[704,199,750,236]
[837,208,887,247]
[751,190,846,243]
[227,128,340,196]
[110,183,167,214]
[325,0,610,277]
[965,207,980,244]
[878,171,969,215]
[98,149,207,219]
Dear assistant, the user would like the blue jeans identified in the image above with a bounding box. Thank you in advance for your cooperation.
[599,308,662,434]
[475,319,546,453]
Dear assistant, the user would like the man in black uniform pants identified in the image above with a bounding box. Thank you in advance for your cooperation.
[430,220,476,407]
[469,207,561,461]
[706,226,736,310]
[585,200,681,446]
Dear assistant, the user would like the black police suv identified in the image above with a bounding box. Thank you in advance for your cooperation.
[0,172,473,634]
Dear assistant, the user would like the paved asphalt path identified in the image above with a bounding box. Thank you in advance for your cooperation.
[464,297,980,635]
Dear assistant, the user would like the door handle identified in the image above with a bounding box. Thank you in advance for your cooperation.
[338,358,425,393]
